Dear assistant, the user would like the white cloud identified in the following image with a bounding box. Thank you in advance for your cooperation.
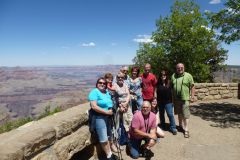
[209,0,221,4]
[133,34,153,43]
[81,42,96,47]
[204,10,211,13]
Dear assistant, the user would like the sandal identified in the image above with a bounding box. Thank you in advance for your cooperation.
[184,131,190,138]
[177,126,185,133]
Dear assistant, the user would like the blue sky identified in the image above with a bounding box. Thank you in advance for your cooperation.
[0,0,239,66]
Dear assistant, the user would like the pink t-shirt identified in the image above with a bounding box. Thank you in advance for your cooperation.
[129,111,157,139]
[141,73,157,100]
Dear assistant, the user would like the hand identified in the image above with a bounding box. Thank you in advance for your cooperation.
[190,96,195,103]
[107,109,113,115]
[119,105,125,112]
[148,133,156,139]
[119,106,126,113]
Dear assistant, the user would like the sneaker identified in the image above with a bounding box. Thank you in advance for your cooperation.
[171,129,177,135]
[119,145,124,151]
[110,143,118,153]
[142,149,154,158]
[107,154,119,160]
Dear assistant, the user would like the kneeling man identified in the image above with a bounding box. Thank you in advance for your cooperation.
[129,101,157,159]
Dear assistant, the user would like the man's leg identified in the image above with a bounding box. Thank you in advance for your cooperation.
[183,118,189,132]
[182,101,190,138]
[141,139,155,158]
[174,100,184,131]
[130,139,142,159]
[178,114,183,129]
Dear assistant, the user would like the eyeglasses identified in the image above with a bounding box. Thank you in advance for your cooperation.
[177,67,184,70]
[117,76,124,79]
[161,74,166,76]
[98,81,106,85]
[123,70,128,72]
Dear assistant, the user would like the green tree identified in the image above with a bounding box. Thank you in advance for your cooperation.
[209,0,240,44]
[133,0,227,82]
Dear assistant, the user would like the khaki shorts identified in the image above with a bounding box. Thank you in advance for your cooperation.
[173,100,190,119]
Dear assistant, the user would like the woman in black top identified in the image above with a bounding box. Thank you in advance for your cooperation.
[156,70,177,135]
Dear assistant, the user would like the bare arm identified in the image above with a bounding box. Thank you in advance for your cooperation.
[190,84,195,102]
[133,127,157,139]
[90,101,113,116]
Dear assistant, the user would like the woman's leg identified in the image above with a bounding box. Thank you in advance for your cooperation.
[95,117,112,158]
[137,96,143,111]
[131,99,137,113]
[123,105,133,132]
[100,141,112,158]
[165,103,177,133]
[159,103,166,129]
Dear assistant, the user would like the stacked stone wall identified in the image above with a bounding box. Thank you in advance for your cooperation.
[0,83,239,160]
[0,103,91,160]
[194,83,238,101]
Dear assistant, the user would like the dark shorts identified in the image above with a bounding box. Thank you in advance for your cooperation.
[173,100,190,119]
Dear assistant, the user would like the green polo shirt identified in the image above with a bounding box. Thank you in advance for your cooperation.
[171,72,194,101]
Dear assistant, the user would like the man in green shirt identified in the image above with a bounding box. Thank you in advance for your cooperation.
[171,63,195,138]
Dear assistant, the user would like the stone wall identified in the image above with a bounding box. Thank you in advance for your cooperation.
[0,103,91,160]
[0,83,239,160]
[194,83,238,101]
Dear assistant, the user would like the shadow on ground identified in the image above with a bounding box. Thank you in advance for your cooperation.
[190,102,240,128]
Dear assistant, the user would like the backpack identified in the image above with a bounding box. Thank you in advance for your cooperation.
[117,119,129,146]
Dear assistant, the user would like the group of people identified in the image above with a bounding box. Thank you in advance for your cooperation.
[88,63,195,160]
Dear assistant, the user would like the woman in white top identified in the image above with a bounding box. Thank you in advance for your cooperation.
[113,72,133,132]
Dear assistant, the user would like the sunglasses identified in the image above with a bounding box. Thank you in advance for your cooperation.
[117,76,124,79]
[98,81,106,85]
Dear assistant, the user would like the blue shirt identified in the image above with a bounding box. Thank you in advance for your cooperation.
[88,88,113,111]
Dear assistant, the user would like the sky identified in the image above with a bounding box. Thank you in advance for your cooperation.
[0,0,239,67]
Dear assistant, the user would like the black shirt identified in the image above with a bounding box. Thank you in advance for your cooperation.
[156,84,172,104]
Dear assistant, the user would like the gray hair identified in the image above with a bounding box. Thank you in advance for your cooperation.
[117,72,125,78]
[142,101,151,108]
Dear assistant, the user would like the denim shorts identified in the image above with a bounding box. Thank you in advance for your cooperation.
[94,115,112,143]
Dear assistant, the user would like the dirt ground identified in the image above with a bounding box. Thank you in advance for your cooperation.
[117,99,240,160]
